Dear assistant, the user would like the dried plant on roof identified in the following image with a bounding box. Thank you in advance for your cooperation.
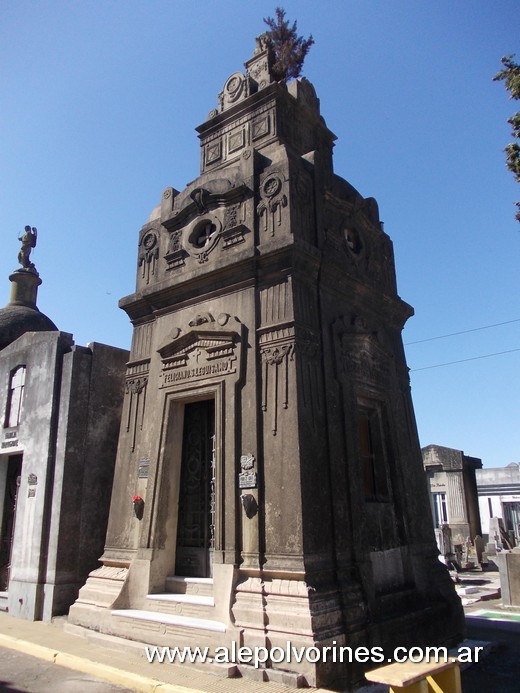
[494,55,520,221]
[263,7,314,82]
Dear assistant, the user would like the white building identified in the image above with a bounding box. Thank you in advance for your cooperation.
[477,463,520,545]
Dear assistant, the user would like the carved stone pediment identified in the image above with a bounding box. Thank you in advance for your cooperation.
[158,313,242,387]
[159,330,237,363]
[162,173,252,269]
[163,175,252,231]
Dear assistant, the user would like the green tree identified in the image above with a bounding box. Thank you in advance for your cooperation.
[494,55,520,221]
[263,7,314,82]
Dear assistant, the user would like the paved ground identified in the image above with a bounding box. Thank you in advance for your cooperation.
[0,645,130,692]
[463,619,520,692]
[0,611,323,693]
[0,565,518,692]
[459,566,520,692]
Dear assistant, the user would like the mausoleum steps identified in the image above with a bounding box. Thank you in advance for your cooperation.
[111,609,225,633]
[109,608,227,651]
[0,591,8,612]
[143,575,217,618]
[145,592,215,618]
[105,575,228,650]
[165,575,214,597]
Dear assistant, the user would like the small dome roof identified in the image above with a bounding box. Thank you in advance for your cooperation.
[0,303,58,351]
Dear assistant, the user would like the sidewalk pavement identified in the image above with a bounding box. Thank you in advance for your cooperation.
[0,612,330,693]
[0,566,511,693]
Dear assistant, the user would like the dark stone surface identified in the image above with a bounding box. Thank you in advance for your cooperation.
[1,327,128,621]
[0,268,57,350]
[70,34,464,689]
[464,618,520,693]
[495,552,520,606]
[0,304,57,350]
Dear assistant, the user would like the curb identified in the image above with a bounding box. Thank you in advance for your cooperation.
[0,632,201,693]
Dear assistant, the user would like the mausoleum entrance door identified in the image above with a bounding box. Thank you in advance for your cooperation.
[0,454,22,591]
[174,399,215,578]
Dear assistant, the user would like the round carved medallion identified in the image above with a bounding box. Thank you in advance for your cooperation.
[262,176,282,198]
[191,221,216,249]
[142,232,157,250]
[224,72,245,103]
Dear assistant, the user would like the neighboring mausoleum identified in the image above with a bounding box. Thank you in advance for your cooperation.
[69,32,464,689]
[423,444,482,549]
[477,462,520,546]
[0,230,128,620]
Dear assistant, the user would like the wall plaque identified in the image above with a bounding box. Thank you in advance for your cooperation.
[239,471,257,489]
[1,432,19,449]
[138,458,150,479]
[239,453,257,488]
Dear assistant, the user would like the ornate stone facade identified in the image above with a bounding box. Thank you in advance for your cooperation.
[69,37,463,688]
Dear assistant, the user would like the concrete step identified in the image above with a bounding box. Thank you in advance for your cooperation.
[145,592,215,618]
[112,609,225,632]
[165,576,214,597]
[110,608,226,650]
[66,621,238,678]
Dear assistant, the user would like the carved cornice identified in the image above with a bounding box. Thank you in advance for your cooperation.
[258,321,295,345]
[125,376,148,395]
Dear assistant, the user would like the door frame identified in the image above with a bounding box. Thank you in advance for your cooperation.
[175,398,216,577]
[150,383,223,580]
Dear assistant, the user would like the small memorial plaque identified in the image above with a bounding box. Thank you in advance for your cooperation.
[138,458,150,479]
[239,471,257,489]
[28,473,38,486]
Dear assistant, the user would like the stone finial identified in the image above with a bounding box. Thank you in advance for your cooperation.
[18,225,38,271]
[216,32,276,115]
[215,11,314,117]
[244,36,274,92]
[254,33,270,55]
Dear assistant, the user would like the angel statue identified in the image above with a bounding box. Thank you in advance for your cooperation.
[18,225,37,270]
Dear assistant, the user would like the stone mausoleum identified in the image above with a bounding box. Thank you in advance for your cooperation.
[69,36,464,688]
[0,236,128,620]
[423,444,482,548]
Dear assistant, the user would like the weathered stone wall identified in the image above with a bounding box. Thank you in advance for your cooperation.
[0,330,127,621]
[70,37,464,688]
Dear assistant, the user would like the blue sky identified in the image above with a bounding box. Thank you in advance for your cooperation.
[1,1,518,467]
